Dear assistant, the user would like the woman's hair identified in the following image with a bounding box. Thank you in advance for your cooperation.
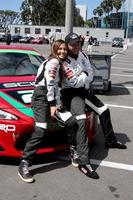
[50,39,67,60]
[49,39,67,85]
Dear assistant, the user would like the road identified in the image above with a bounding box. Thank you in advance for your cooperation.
[0,43,133,200]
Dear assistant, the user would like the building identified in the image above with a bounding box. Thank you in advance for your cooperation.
[8,24,124,42]
[76,5,87,21]
[122,0,133,38]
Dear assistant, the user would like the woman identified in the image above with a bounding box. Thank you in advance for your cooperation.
[18,40,69,183]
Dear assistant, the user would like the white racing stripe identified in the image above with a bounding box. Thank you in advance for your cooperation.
[91,159,133,171]
[85,99,107,115]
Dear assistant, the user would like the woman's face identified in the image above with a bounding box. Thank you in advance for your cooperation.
[57,43,68,60]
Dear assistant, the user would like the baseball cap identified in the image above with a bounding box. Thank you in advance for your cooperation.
[65,33,80,44]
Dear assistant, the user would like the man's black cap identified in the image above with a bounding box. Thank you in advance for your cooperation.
[65,33,80,44]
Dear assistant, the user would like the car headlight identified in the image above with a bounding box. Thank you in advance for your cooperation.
[0,109,18,120]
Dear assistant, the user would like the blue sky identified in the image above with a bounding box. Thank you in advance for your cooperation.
[76,0,102,18]
[0,0,102,19]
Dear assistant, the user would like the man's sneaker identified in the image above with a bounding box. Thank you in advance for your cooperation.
[105,141,127,149]
[78,164,99,179]
[18,160,34,183]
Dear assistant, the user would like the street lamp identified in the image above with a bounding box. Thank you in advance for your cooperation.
[126,0,131,41]
[29,6,33,25]
[65,0,74,34]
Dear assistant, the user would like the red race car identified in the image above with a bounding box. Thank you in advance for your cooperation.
[31,36,49,44]
[0,44,96,157]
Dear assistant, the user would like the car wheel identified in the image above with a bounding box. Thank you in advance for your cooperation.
[107,81,111,92]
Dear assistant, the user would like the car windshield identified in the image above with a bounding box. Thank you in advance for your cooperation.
[0,51,45,76]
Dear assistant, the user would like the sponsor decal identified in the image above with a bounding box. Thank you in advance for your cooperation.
[3,82,35,88]
[0,124,16,133]
[17,90,33,104]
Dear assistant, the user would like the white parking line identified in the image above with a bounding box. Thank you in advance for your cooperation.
[112,62,133,66]
[106,104,133,110]
[112,85,133,89]
[111,73,133,77]
[112,67,133,70]
[56,155,133,172]
[91,159,133,171]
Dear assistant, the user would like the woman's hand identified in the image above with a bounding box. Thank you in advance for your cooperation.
[50,106,57,118]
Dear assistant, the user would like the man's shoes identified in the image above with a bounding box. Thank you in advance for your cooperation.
[105,141,127,149]
[18,160,34,183]
[78,164,99,179]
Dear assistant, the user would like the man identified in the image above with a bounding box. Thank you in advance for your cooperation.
[5,30,11,45]
[17,40,77,183]
[61,32,127,179]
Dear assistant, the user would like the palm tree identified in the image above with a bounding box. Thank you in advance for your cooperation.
[113,0,122,13]
[101,0,113,27]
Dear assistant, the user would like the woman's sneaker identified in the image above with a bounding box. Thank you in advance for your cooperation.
[70,145,79,167]
[78,164,99,179]
[71,155,79,167]
[18,160,34,183]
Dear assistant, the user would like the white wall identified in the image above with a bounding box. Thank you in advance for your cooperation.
[9,24,125,42]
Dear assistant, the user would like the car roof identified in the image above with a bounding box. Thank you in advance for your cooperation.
[0,44,36,51]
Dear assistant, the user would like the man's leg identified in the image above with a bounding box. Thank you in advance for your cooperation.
[85,93,127,149]
[70,96,99,179]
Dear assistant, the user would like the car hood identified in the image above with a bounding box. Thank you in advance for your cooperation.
[0,76,35,118]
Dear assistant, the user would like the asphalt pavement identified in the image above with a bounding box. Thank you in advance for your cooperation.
[0,42,133,200]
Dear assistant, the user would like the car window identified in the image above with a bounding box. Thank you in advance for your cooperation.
[0,52,45,76]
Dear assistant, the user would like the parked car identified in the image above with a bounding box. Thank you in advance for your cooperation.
[11,35,22,43]
[19,36,34,43]
[31,36,49,44]
[0,44,96,157]
[112,37,124,47]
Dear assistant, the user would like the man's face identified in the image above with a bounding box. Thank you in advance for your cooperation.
[68,41,80,55]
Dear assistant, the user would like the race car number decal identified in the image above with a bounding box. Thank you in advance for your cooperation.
[0,124,16,133]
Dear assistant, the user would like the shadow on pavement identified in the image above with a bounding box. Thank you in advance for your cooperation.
[89,124,130,170]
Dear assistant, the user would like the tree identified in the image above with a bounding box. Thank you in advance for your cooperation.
[93,6,103,17]
[0,10,18,30]
[85,19,94,27]
[100,0,113,27]
[20,0,31,25]
[20,0,84,26]
[113,0,122,13]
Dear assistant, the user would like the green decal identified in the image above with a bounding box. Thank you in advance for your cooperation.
[0,91,33,117]
[0,49,40,56]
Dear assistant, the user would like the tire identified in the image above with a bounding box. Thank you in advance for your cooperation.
[107,81,111,92]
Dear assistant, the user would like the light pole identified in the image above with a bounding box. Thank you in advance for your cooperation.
[29,6,33,25]
[126,0,131,40]
[65,0,74,34]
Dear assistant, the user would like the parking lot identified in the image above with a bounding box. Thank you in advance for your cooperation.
[0,42,133,200]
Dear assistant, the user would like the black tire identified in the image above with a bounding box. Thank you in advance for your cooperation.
[107,81,111,92]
